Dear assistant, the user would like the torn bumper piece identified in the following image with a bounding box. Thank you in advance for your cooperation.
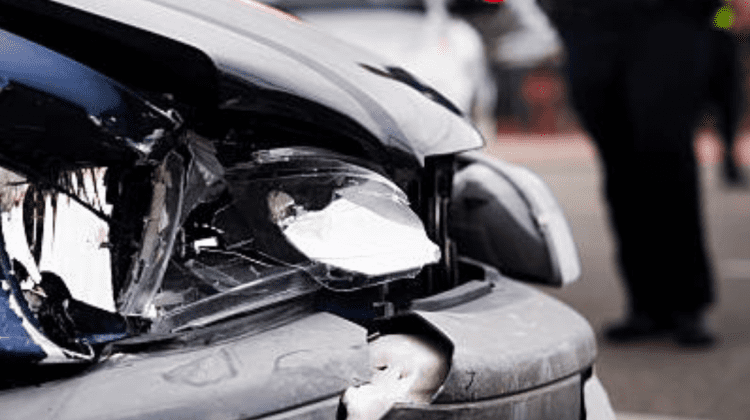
[414,265,596,403]
[348,262,598,420]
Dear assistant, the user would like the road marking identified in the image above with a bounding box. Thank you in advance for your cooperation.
[617,413,711,420]
[720,259,750,280]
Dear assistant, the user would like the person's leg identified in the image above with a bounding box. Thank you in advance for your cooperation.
[561,16,716,344]
[559,28,667,332]
[620,15,715,345]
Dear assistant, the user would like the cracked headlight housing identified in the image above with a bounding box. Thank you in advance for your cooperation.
[212,147,441,290]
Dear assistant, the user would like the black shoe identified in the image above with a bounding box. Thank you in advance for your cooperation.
[672,312,716,348]
[603,314,674,343]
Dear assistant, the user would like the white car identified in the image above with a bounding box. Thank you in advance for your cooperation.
[267,0,498,138]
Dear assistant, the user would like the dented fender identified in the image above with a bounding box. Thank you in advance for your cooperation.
[338,262,597,420]
[410,264,596,403]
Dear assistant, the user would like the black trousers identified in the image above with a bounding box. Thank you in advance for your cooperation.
[558,13,715,317]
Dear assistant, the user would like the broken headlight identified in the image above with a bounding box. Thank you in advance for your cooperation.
[187,147,440,291]
[149,146,439,332]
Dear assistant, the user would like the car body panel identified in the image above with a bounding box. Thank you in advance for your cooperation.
[0,276,54,363]
[0,264,595,420]
[382,374,581,420]
[412,265,595,402]
[0,312,369,420]
[43,0,483,164]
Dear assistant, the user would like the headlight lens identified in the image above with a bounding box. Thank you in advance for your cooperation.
[215,147,441,290]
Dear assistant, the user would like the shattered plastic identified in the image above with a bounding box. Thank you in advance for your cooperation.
[39,141,436,333]
[214,147,440,288]
[0,132,442,358]
[258,153,442,278]
[117,152,185,316]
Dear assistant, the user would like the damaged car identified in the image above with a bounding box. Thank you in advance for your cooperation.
[0,0,614,419]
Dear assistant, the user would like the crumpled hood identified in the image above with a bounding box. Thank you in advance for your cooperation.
[51,0,485,164]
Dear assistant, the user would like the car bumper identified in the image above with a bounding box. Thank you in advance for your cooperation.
[0,264,610,420]
[250,372,615,420]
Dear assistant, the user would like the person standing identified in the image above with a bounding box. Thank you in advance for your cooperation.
[541,0,721,346]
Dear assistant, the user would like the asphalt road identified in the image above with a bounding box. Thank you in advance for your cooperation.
[483,131,750,420]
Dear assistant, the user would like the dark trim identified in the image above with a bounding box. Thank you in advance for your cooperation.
[0,0,218,108]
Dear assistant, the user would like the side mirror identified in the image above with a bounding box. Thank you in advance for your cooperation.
[449,151,581,286]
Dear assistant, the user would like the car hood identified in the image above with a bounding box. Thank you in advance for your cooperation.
[297,9,487,114]
[47,0,484,165]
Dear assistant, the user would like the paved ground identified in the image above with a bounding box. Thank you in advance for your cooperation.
[483,130,750,420]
